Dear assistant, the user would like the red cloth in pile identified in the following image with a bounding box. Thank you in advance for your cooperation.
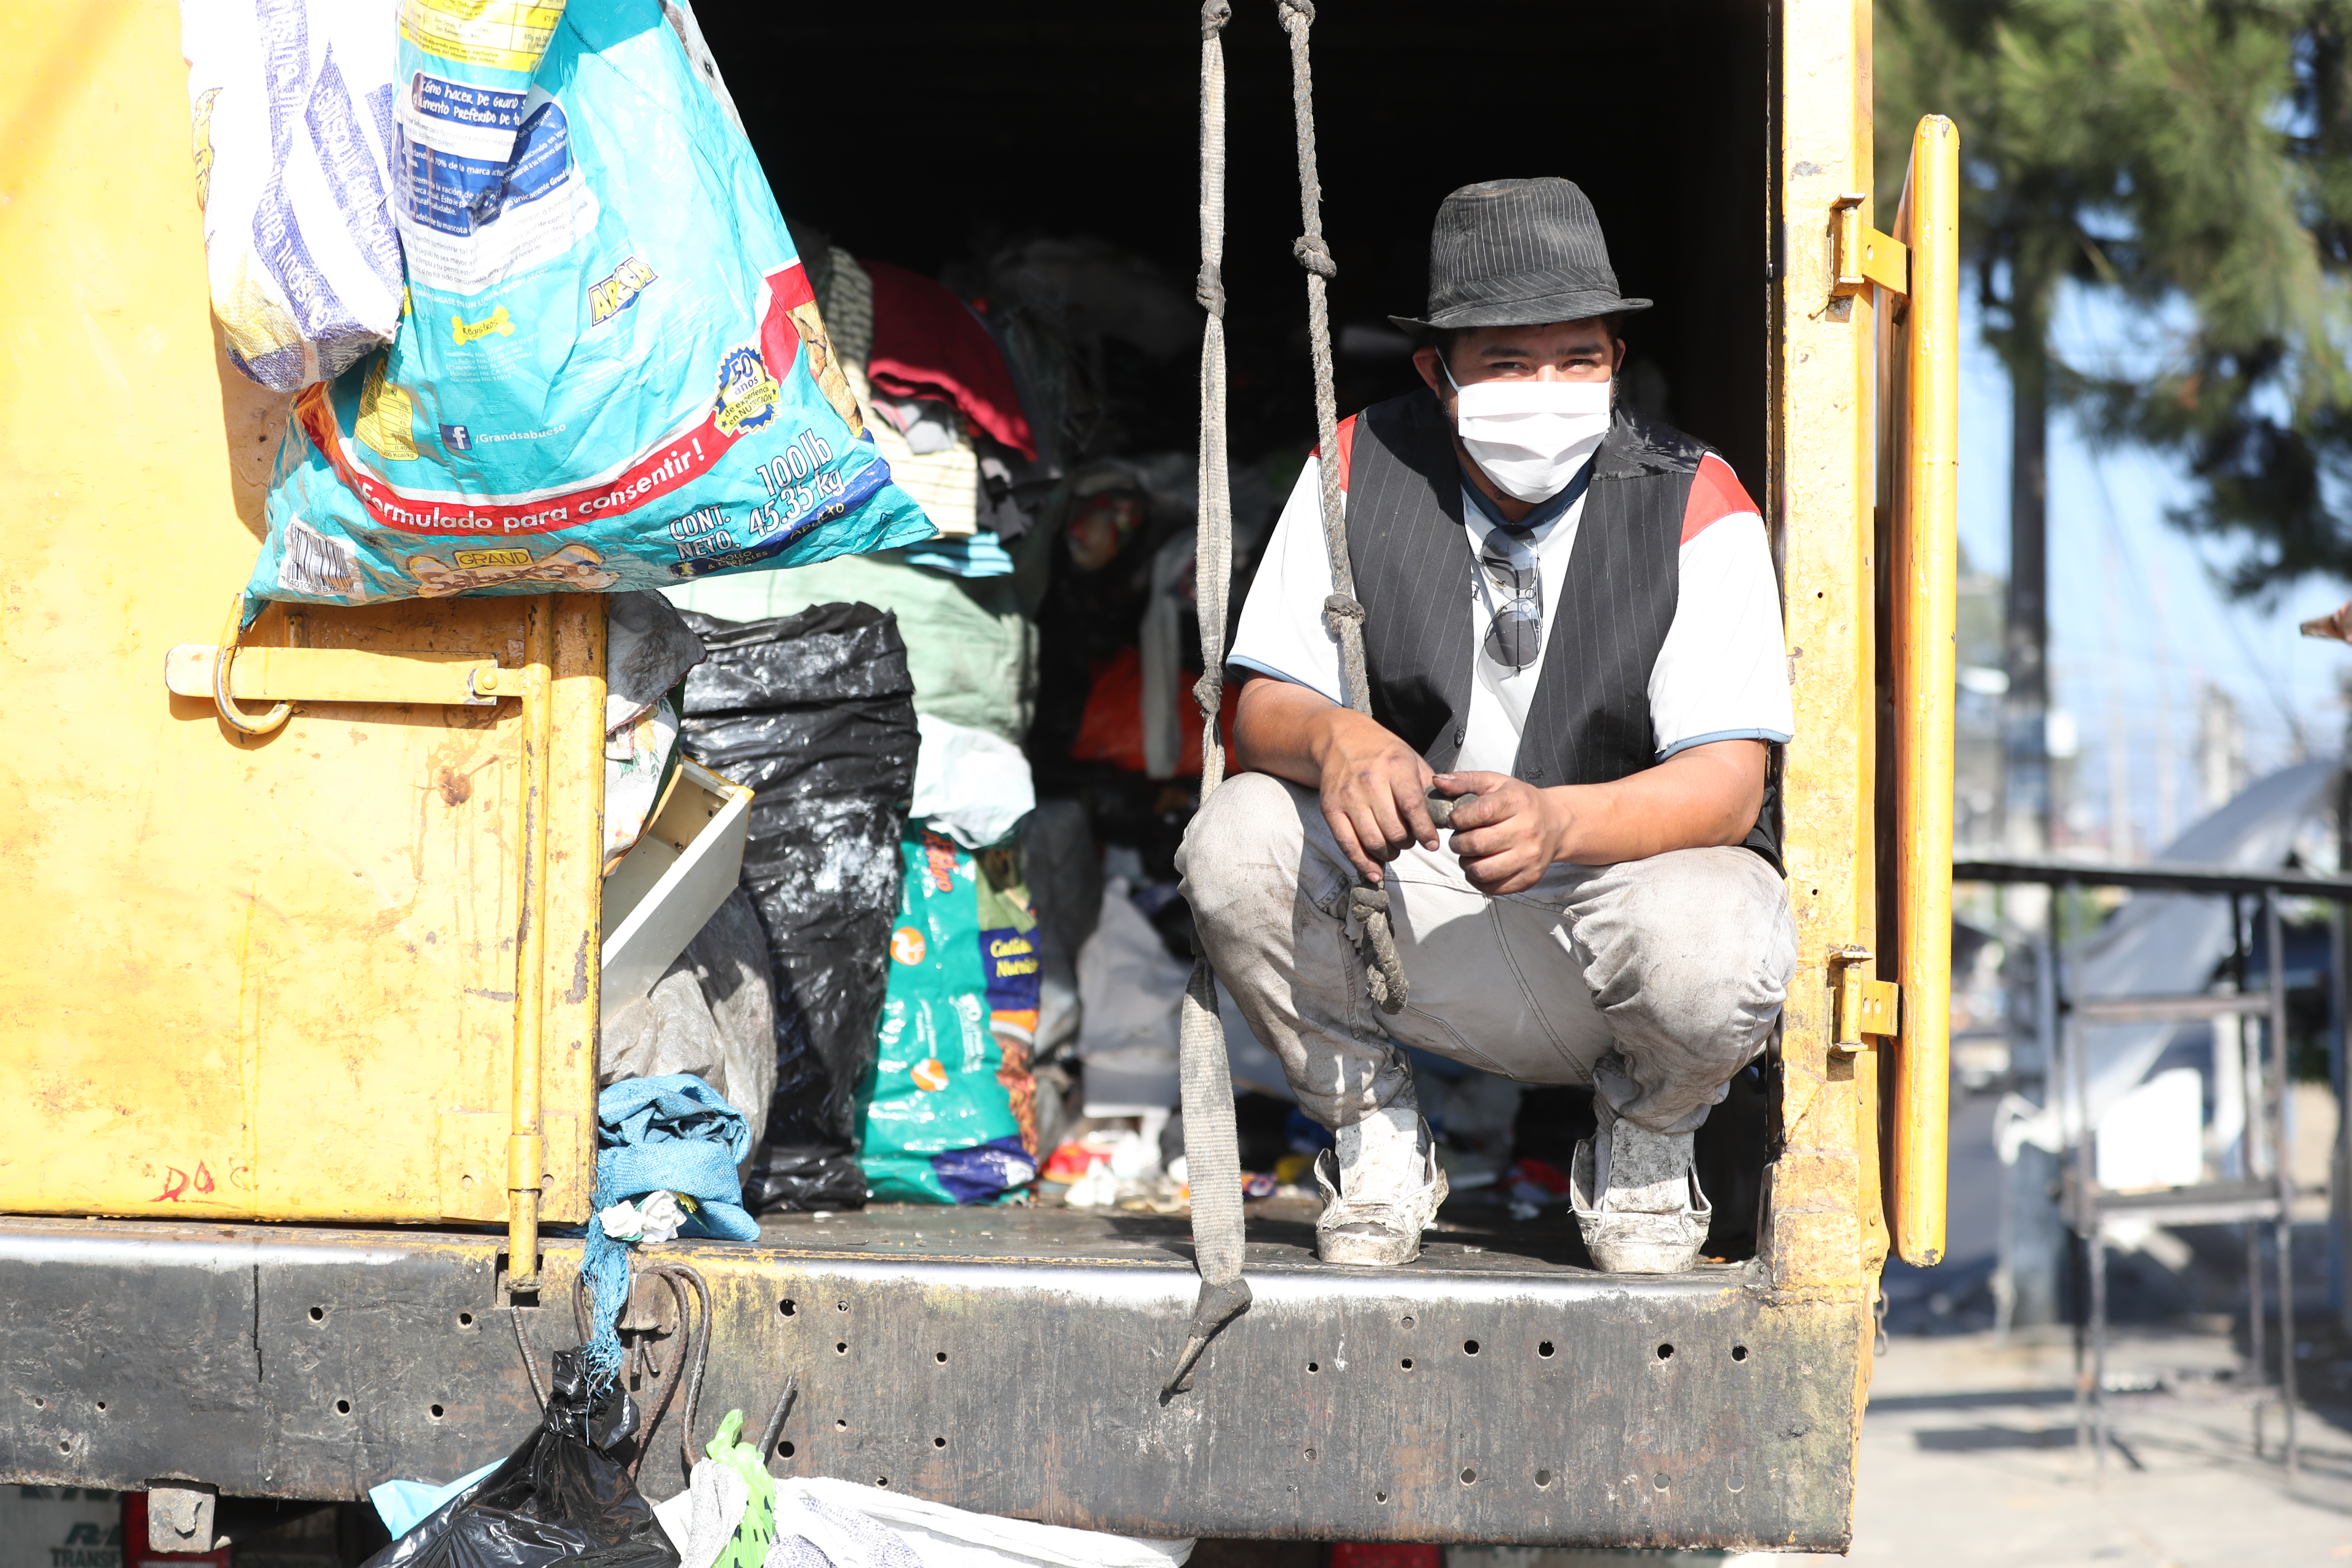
[1069,646,1241,777]
[861,259,1037,461]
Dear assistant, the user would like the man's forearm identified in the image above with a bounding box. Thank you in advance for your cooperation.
[1435,740,1764,894]
[1231,676,1410,789]
[1519,741,1765,865]
[1228,676,1332,786]
[1236,675,1761,883]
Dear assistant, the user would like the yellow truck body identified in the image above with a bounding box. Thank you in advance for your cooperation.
[0,0,1957,1548]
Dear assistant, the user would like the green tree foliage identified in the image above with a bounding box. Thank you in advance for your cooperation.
[1878,0,2352,595]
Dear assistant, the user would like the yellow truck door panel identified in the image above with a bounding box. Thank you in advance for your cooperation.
[0,0,600,1226]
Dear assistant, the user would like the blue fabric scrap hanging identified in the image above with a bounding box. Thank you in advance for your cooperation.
[578,1074,759,1392]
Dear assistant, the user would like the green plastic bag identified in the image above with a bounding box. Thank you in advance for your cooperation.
[701,1409,773,1568]
[857,825,1040,1203]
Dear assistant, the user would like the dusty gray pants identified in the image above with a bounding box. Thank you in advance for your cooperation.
[1176,772,1798,1135]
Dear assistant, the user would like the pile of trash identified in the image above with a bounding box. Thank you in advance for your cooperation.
[637,214,1316,1213]
[191,0,1477,1220]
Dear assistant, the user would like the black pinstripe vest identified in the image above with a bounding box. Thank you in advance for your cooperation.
[1341,387,1781,870]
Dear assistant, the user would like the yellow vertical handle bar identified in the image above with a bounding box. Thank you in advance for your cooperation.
[507,595,555,1290]
[1892,116,1960,1265]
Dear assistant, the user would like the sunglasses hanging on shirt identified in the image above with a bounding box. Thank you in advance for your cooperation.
[1464,455,1596,674]
[1479,535,1543,669]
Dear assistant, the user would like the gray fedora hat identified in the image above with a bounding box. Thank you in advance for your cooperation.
[1390,177,1651,333]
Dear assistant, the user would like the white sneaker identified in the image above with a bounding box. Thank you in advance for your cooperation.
[1569,1099,1712,1274]
[1313,1105,1449,1266]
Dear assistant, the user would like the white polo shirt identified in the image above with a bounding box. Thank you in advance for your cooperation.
[1229,432,1793,773]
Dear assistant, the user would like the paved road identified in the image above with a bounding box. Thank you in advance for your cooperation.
[1815,1328,2352,1566]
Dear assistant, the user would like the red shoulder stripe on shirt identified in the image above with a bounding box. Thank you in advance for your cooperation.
[1682,452,1757,543]
[1308,413,1362,493]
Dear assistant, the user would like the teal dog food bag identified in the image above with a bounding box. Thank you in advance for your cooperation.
[247,0,931,609]
[858,827,1040,1204]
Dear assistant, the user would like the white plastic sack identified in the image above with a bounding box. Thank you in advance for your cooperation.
[1075,879,1187,1057]
[599,888,777,1162]
[655,1464,1190,1568]
[911,713,1036,849]
[183,0,405,391]
[1073,878,1187,1108]
[773,1478,1189,1568]
[1074,878,1287,1107]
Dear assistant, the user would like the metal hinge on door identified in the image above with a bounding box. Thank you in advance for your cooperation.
[165,644,513,705]
[166,597,527,737]
[1830,943,1900,1054]
[1829,195,1909,297]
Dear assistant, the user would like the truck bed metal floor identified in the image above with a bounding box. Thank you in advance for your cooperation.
[747,1194,1602,1270]
[0,1205,1859,1551]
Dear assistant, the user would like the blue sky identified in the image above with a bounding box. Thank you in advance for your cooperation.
[1955,287,2349,853]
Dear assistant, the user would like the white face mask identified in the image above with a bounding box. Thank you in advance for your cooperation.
[1443,360,1612,503]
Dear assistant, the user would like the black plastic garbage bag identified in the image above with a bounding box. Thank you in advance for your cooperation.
[677,603,919,1211]
[363,1350,675,1568]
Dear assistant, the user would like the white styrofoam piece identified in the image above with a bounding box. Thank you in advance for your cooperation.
[600,757,751,1013]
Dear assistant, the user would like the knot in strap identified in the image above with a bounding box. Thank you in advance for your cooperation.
[1201,0,1231,34]
[1196,265,1227,317]
[1348,884,1408,1014]
[1292,235,1338,279]
[1278,0,1316,20]
[1192,671,1223,716]
[1322,592,1365,625]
